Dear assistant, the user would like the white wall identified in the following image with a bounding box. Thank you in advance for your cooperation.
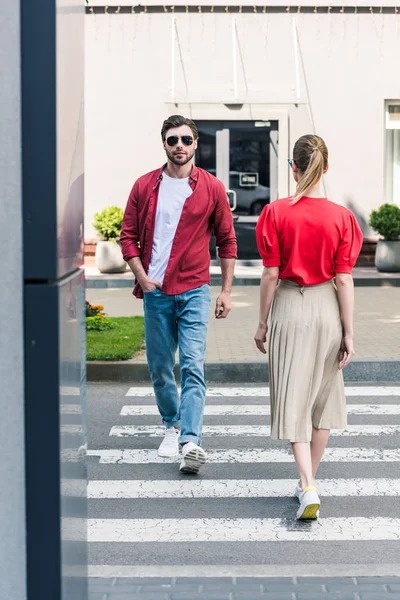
[85,7,400,238]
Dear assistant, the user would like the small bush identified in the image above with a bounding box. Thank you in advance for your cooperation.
[93,206,124,241]
[369,203,400,241]
[86,315,116,331]
[85,300,115,331]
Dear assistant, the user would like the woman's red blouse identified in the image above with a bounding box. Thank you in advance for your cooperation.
[256,196,363,286]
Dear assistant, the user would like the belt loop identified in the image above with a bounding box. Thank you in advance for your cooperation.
[300,286,305,295]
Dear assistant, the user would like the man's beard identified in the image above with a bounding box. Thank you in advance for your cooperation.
[166,148,195,166]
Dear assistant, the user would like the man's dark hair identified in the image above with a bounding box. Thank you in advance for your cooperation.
[161,115,199,141]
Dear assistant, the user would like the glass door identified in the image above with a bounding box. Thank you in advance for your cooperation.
[196,120,279,258]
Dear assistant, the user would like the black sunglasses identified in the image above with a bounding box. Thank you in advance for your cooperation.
[166,135,194,147]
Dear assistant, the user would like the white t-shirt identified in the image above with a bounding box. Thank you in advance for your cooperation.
[148,172,192,284]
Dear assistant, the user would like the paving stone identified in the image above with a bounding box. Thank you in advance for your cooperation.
[175,578,233,584]
[296,595,356,600]
[232,595,266,600]
[324,584,358,593]
[357,577,400,584]
[259,594,294,600]
[229,584,263,591]
[351,585,387,592]
[169,584,202,592]
[237,578,293,585]
[90,579,116,587]
[298,578,355,585]
[359,594,400,600]
[116,579,173,586]
[201,584,262,592]
[265,584,323,593]
[98,584,138,593]
[89,583,116,593]
[202,583,237,592]
[139,585,174,592]
[112,593,168,600]
[200,578,235,586]
[169,595,215,600]
[173,595,231,600]
[326,584,385,593]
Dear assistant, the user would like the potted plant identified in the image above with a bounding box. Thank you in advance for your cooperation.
[93,206,127,273]
[369,203,400,272]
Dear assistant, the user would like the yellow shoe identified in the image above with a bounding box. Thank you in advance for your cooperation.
[296,485,320,520]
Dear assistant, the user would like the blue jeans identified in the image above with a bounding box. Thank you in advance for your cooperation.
[143,284,211,446]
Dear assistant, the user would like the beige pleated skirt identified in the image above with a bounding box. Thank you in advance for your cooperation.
[268,279,347,443]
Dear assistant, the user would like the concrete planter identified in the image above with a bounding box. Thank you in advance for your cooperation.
[95,240,126,273]
[375,240,400,273]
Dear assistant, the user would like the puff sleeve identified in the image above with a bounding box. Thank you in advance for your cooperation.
[334,212,363,273]
[256,204,281,267]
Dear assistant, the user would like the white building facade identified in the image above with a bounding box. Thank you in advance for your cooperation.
[85,0,400,240]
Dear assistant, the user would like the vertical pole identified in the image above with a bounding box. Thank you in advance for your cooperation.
[216,129,230,191]
[171,16,176,102]
[269,130,279,202]
[0,0,27,597]
[232,17,238,102]
[292,17,301,104]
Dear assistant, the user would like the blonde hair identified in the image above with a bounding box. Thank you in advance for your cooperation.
[290,134,328,204]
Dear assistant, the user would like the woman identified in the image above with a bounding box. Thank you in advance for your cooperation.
[255,134,363,520]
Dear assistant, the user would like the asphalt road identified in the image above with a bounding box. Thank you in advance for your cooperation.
[86,382,400,576]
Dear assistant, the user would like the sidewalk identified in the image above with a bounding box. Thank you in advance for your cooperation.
[86,285,400,363]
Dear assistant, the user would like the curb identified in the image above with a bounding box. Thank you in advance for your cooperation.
[87,359,400,383]
[86,275,400,289]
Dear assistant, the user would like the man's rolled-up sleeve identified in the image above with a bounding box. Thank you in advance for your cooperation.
[213,181,238,259]
[120,182,141,261]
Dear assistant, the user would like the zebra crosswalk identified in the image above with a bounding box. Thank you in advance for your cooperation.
[87,383,400,575]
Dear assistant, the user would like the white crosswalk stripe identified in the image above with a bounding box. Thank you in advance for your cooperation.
[120,404,400,416]
[125,386,400,397]
[80,517,400,543]
[87,447,400,464]
[88,478,400,498]
[109,424,400,437]
[88,384,400,571]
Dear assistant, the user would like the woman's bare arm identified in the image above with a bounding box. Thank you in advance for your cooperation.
[335,272,355,369]
[254,266,279,354]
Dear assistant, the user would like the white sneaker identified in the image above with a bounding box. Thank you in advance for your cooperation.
[158,428,179,457]
[296,486,321,520]
[179,442,206,474]
[295,484,303,502]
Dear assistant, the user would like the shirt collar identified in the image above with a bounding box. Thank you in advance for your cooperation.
[157,163,199,183]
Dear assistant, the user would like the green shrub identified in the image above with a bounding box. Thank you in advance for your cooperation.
[86,315,116,331]
[369,203,400,241]
[85,300,115,331]
[93,206,124,241]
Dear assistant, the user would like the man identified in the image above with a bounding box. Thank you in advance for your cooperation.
[120,115,237,474]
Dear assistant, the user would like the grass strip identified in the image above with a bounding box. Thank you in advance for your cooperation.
[86,316,145,361]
